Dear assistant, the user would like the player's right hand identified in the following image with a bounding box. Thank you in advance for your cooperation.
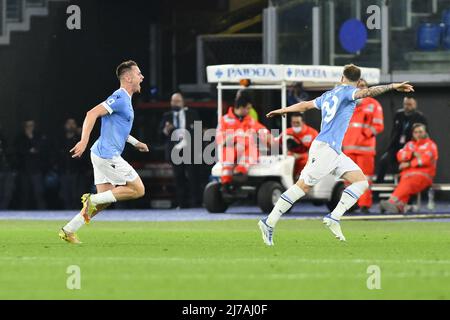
[266,109,285,118]
[70,140,87,158]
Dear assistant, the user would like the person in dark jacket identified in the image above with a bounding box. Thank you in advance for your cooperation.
[159,92,202,208]
[15,120,48,209]
[0,124,16,209]
[376,96,427,183]
[56,118,89,209]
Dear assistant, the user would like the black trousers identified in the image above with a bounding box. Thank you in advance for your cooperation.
[59,173,87,209]
[376,149,399,183]
[0,171,16,209]
[18,172,46,209]
[172,163,201,208]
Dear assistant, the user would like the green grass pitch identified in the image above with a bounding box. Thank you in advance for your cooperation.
[1,219,449,299]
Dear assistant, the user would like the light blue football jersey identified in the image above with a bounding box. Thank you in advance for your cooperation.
[313,84,358,154]
[91,88,134,159]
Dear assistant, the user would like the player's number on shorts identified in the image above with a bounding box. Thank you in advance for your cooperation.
[322,95,339,123]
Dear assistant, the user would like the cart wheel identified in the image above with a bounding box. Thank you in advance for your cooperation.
[257,181,285,213]
[203,181,228,213]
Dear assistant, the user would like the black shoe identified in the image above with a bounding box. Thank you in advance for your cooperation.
[189,202,201,208]
[360,206,370,214]
[379,200,400,214]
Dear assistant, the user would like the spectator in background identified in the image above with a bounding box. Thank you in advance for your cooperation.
[275,113,318,181]
[342,79,384,213]
[57,118,88,209]
[0,124,16,209]
[287,82,309,106]
[216,91,272,191]
[380,123,438,214]
[159,92,202,208]
[376,96,427,183]
[15,120,47,209]
[236,90,259,121]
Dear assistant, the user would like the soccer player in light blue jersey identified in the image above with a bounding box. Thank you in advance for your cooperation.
[59,60,149,244]
[259,64,414,245]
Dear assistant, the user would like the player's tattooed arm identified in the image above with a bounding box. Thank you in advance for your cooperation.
[354,81,414,99]
[354,84,394,99]
[266,100,315,118]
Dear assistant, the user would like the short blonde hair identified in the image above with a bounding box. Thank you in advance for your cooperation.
[116,60,138,80]
[343,64,361,82]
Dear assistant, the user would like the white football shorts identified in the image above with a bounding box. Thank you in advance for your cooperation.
[91,152,139,186]
[299,140,361,186]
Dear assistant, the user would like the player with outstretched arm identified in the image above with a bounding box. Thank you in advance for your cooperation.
[59,60,149,244]
[259,64,414,245]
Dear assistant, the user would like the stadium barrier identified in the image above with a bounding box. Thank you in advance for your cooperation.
[371,183,450,212]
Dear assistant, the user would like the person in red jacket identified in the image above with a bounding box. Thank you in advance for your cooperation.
[276,113,318,180]
[342,79,384,212]
[380,123,438,214]
[216,92,271,186]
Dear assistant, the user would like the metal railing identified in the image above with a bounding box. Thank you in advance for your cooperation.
[1,0,48,30]
[6,0,24,22]
[269,0,450,81]
[0,0,51,42]
[0,0,5,35]
[26,0,47,7]
[196,34,263,84]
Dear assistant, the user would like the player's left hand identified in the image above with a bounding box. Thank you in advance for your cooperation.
[266,109,286,118]
[135,142,149,152]
[393,82,415,93]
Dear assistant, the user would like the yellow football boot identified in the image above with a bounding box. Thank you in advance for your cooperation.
[59,228,82,244]
[80,193,97,224]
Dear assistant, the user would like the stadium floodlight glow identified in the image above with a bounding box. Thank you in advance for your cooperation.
[206,64,381,159]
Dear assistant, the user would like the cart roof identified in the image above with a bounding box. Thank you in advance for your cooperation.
[207,64,380,88]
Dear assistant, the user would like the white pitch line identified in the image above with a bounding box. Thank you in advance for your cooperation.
[1,271,449,281]
[85,271,450,279]
[341,214,450,221]
[1,256,450,265]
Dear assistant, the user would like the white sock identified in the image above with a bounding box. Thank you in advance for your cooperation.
[90,190,117,206]
[266,184,305,227]
[331,180,369,220]
[63,213,85,233]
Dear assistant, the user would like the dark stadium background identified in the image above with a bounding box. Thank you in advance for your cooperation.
[0,0,449,209]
